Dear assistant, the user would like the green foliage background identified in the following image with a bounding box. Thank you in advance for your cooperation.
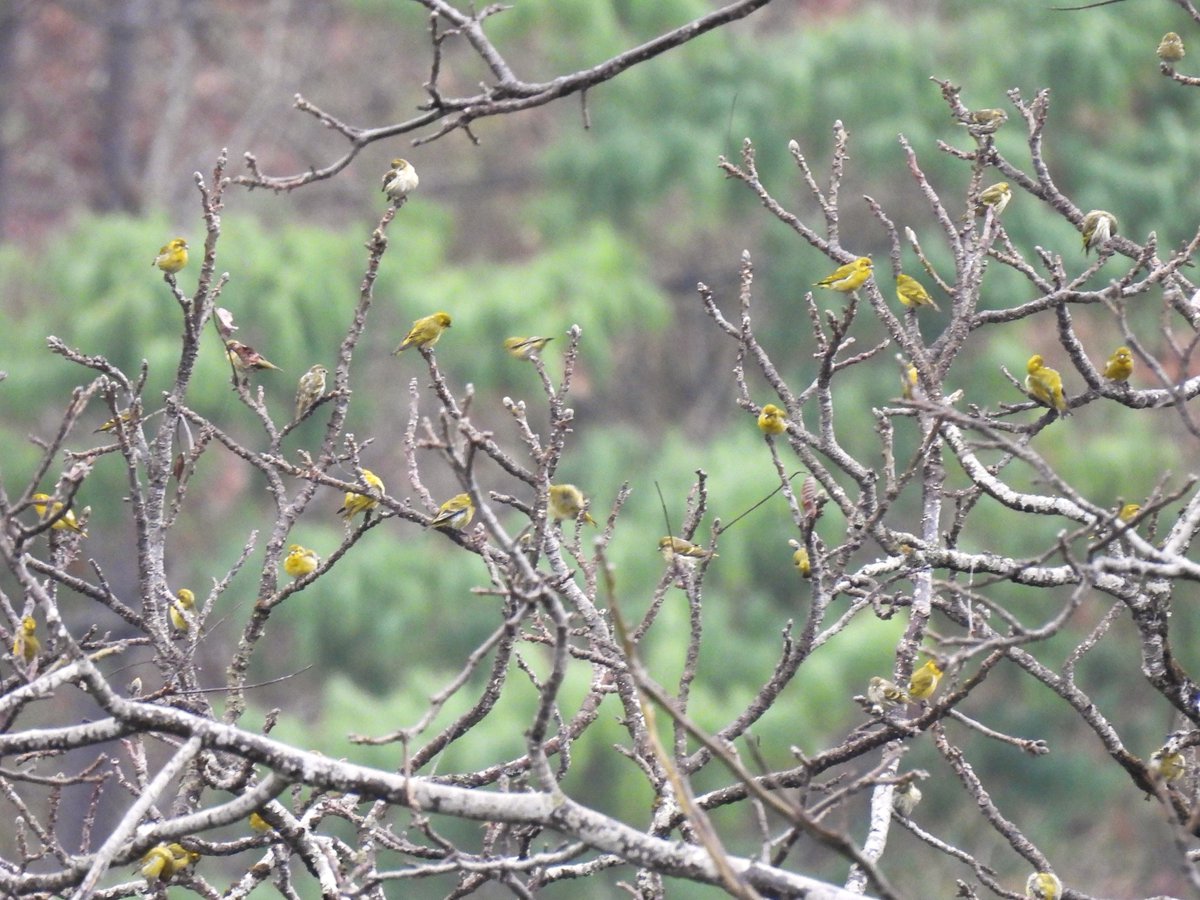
[2,0,1198,895]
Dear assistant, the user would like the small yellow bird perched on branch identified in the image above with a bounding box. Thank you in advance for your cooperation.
[337,469,385,521]
[393,312,453,354]
[787,539,812,578]
[757,403,787,435]
[504,336,554,359]
[1103,346,1133,382]
[12,616,39,665]
[170,589,195,633]
[284,545,320,579]
[896,273,940,310]
[1158,31,1186,64]
[1081,210,1118,255]
[294,364,327,420]
[1025,355,1070,415]
[1025,872,1062,900]
[962,108,1007,134]
[907,659,943,700]
[429,493,475,530]
[658,536,716,565]
[549,484,596,526]
[31,493,87,537]
[977,182,1012,216]
[95,409,136,434]
[249,811,272,832]
[140,843,200,883]
[382,158,419,204]
[153,238,189,274]
[814,257,873,292]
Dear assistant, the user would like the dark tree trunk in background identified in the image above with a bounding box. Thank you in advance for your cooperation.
[98,0,144,213]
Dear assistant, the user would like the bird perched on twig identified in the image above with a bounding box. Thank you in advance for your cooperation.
[1025,872,1062,900]
[337,470,385,521]
[504,336,553,359]
[294,365,327,420]
[549,484,596,526]
[170,589,195,633]
[1103,346,1133,382]
[814,257,873,292]
[868,676,909,708]
[907,659,943,701]
[788,539,812,578]
[757,403,787,435]
[1025,355,1070,415]
[896,273,940,310]
[226,340,281,377]
[393,312,452,354]
[1081,210,1118,255]
[658,536,716,566]
[284,545,320,579]
[429,493,475,531]
[1158,31,1186,64]
[977,182,1012,216]
[12,616,39,667]
[153,238,189,274]
[382,158,419,204]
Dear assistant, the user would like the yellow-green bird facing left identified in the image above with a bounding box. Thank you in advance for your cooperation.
[1103,346,1133,382]
[429,493,475,530]
[382,158,419,203]
[226,340,281,374]
[896,273,940,311]
[1025,354,1069,415]
[977,182,1011,216]
[32,493,87,537]
[1149,745,1186,783]
[393,312,452,354]
[787,539,812,578]
[814,257,873,292]
[153,238,189,274]
[867,676,909,708]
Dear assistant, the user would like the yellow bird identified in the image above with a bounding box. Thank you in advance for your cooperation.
[549,484,597,526]
[657,536,716,565]
[153,238,189,274]
[977,181,1012,215]
[1103,346,1133,382]
[31,493,87,537]
[814,256,873,292]
[1081,210,1118,255]
[140,842,200,883]
[393,312,453,354]
[1025,872,1062,900]
[382,158,419,203]
[226,340,281,373]
[337,469,385,521]
[963,108,1008,132]
[12,616,39,665]
[504,336,554,359]
[249,811,272,832]
[1025,355,1069,415]
[283,545,320,579]
[787,539,812,578]
[170,589,196,633]
[757,403,788,435]
[907,659,943,701]
[867,676,910,708]
[1158,31,1186,63]
[896,273,940,311]
[1118,502,1141,523]
[901,364,919,401]
[1149,746,1186,783]
[428,493,475,530]
[95,409,135,434]
[294,365,328,420]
